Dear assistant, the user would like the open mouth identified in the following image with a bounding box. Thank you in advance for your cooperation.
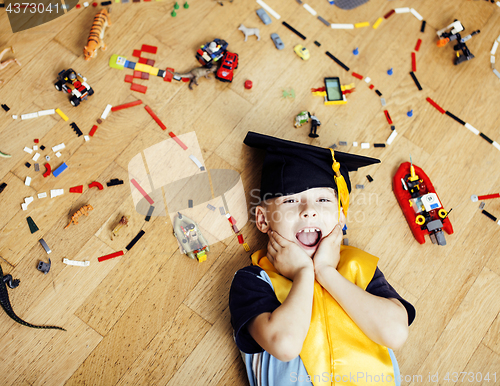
[296,228,322,248]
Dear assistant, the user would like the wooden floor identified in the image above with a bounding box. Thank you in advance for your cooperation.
[1,0,500,384]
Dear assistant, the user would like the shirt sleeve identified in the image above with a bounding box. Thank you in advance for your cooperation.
[365,267,416,326]
[229,265,282,354]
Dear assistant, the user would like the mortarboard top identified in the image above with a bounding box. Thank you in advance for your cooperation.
[243,131,380,200]
[334,0,370,11]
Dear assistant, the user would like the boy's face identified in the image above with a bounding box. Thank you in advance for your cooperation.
[255,187,345,257]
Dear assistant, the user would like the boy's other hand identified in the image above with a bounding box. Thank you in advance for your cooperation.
[313,224,342,277]
[267,231,314,281]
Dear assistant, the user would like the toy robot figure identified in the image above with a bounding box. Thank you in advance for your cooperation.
[309,113,321,138]
[436,20,480,65]
[173,212,210,262]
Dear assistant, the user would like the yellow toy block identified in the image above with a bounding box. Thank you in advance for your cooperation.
[148,67,160,76]
[355,22,370,28]
[55,108,68,121]
[134,63,150,73]
[324,100,348,105]
[243,243,250,252]
[312,91,327,97]
[372,17,383,29]
[341,83,355,91]
[197,251,207,263]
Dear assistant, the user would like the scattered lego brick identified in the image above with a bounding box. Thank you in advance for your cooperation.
[145,205,155,221]
[0,182,7,194]
[34,163,40,172]
[352,72,363,80]
[89,125,98,137]
[145,105,166,130]
[133,70,142,79]
[479,202,486,210]
[237,234,244,244]
[232,224,239,233]
[445,111,466,126]
[32,153,40,161]
[131,83,148,94]
[282,21,306,40]
[169,131,188,150]
[24,147,33,154]
[372,17,383,29]
[98,250,124,262]
[339,141,348,146]
[126,230,145,251]
[55,108,68,121]
[40,145,45,150]
[243,243,250,252]
[88,181,104,190]
[52,143,65,152]
[43,163,51,177]
[96,118,103,124]
[106,178,124,187]
[420,20,426,33]
[383,110,393,124]
[50,189,64,198]
[63,258,90,266]
[219,207,225,215]
[409,71,422,90]
[141,72,150,80]
[25,177,31,186]
[426,97,445,114]
[69,185,84,193]
[356,184,364,189]
[317,15,330,27]
[188,199,193,208]
[141,44,158,54]
[1,104,10,112]
[125,74,134,83]
[39,239,52,254]
[411,52,417,72]
[164,68,174,82]
[38,192,47,199]
[325,51,350,71]
[354,22,369,28]
[386,130,398,145]
[384,9,395,19]
[374,143,386,148]
[101,104,112,120]
[482,209,497,222]
[207,204,216,211]
[343,238,349,246]
[53,163,68,177]
[70,122,83,136]
[375,89,382,96]
[37,259,51,273]
[25,162,31,168]
[131,179,154,204]
[366,175,373,182]
[26,216,39,234]
[314,41,321,47]
[415,39,422,52]
[111,100,143,112]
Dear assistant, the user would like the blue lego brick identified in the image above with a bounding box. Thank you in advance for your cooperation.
[125,60,136,70]
[53,162,68,177]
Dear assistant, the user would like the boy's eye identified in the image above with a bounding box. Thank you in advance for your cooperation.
[283,198,297,203]
[318,198,331,202]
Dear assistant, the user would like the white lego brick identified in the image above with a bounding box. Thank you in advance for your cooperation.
[84,135,90,142]
[353,142,358,147]
[380,98,386,106]
[497,34,500,42]
[101,104,113,120]
[12,115,18,119]
[497,1,500,7]
[189,154,204,170]
[24,147,33,154]
[25,177,31,186]
[410,8,423,21]
[38,192,47,199]
[331,23,354,29]
[386,130,398,145]
[83,1,89,6]
[361,142,370,149]
[32,153,40,161]
[55,152,62,158]
[52,143,65,152]
[63,258,90,267]
[364,77,371,83]
[491,41,498,55]
[24,196,34,204]
[492,141,500,151]
[303,3,317,16]
[21,112,38,120]
[33,145,38,151]
[38,109,55,116]
[21,203,28,211]
[50,189,64,198]
[491,56,496,64]
[256,0,281,19]
[395,7,410,13]
[464,123,480,136]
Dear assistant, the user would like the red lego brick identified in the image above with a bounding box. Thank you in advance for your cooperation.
[76,3,81,8]
[92,2,97,6]
[478,193,500,200]
[237,234,244,244]
[146,59,155,66]
[111,100,143,112]
[369,84,374,90]
[141,44,158,54]
[352,72,363,80]
[69,185,84,193]
[88,181,104,190]
[145,105,166,130]
[426,97,445,114]
[34,139,39,143]
[411,52,417,72]
[169,131,188,150]
[125,74,134,83]
[132,49,142,58]
[138,57,148,64]
[415,39,422,52]
[131,179,155,205]
[384,110,393,124]
[141,72,150,80]
[43,163,51,178]
[228,216,236,225]
[89,125,98,136]
[131,83,148,94]
[98,250,124,262]
[384,9,395,19]
[133,71,142,79]
[164,68,174,82]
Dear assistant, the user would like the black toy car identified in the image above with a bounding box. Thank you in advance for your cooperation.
[54,69,94,107]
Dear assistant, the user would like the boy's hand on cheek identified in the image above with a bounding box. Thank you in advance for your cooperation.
[313,224,343,278]
[267,231,314,281]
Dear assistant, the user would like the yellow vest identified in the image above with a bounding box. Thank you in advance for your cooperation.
[251,245,395,386]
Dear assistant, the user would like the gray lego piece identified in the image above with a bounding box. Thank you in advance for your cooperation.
[34,163,40,172]
[380,97,386,106]
[219,206,225,215]
[355,184,364,189]
[317,15,330,27]
[479,202,486,210]
[493,69,500,79]
[339,141,348,146]
[39,238,51,254]
[329,144,338,149]
[37,258,51,274]
[426,219,443,232]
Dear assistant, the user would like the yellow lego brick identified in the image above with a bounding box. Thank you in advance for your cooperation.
[354,22,370,28]
[197,251,207,262]
[341,83,355,91]
[312,91,327,97]
[372,17,383,29]
[148,67,160,76]
[324,100,348,105]
[55,108,68,121]
[243,243,250,252]
[134,63,150,73]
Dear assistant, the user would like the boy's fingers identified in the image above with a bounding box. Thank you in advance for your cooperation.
[271,231,289,247]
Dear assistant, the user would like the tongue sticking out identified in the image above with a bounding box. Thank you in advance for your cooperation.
[296,230,321,247]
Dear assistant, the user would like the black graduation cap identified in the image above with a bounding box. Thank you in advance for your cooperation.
[244,131,380,201]
[334,0,370,11]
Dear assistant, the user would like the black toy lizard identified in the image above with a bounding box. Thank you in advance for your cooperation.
[0,264,65,331]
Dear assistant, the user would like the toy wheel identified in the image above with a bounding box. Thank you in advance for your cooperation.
[70,96,80,107]
[87,88,94,96]
[438,209,447,219]
[415,215,425,225]
[54,81,63,91]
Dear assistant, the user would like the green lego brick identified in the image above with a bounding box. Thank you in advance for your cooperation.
[27,216,39,234]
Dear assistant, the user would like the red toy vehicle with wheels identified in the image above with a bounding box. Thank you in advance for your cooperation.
[54,68,94,107]
[215,51,238,82]
[393,161,453,245]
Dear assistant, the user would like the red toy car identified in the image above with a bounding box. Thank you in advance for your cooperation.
[393,161,453,245]
[216,51,238,82]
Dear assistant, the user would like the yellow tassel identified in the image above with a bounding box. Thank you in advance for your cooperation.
[330,149,350,219]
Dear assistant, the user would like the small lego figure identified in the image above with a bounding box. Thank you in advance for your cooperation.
[308,113,321,138]
[0,47,21,85]
[436,20,480,65]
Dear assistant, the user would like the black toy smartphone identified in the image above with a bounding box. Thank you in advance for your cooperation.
[324,77,342,101]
